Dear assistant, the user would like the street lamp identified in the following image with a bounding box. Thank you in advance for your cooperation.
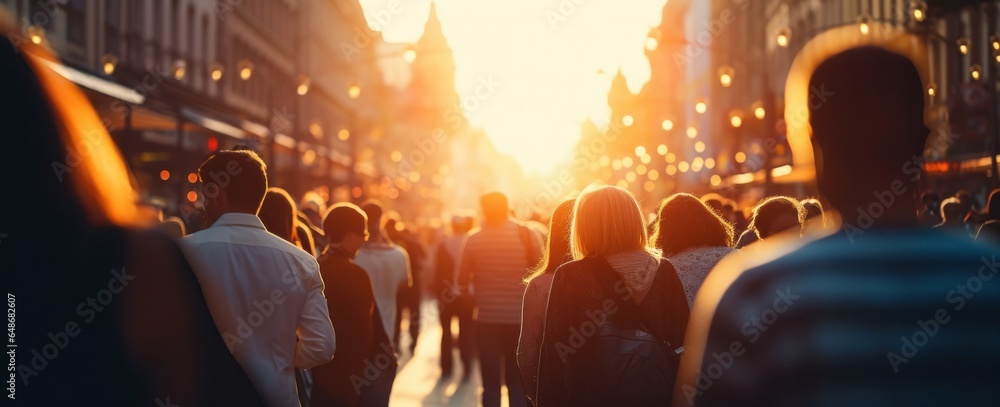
[776,28,791,48]
[173,59,186,80]
[719,66,734,87]
[695,100,707,114]
[348,83,361,99]
[911,0,927,22]
[971,64,983,81]
[296,76,311,96]
[927,82,937,97]
[730,112,743,128]
[27,25,43,44]
[238,60,254,80]
[661,119,674,131]
[958,38,971,55]
[101,54,117,75]
[209,63,224,81]
[858,14,872,36]
[754,105,766,120]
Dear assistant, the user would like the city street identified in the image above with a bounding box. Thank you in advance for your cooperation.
[389,301,511,407]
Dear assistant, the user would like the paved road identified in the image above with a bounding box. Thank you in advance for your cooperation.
[388,300,513,407]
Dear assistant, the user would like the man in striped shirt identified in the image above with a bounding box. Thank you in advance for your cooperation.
[458,192,542,407]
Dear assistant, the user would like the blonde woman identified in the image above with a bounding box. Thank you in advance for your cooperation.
[535,185,689,407]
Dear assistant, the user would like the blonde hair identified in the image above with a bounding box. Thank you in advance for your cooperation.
[571,185,651,259]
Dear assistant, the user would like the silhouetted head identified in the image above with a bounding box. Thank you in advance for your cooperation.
[940,197,963,224]
[323,203,369,257]
[259,187,296,243]
[450,215,474,235]
[653,193,734,257]
[987,189,1000,220]
[480,192,510,225]
[527,198,576,281]
[955,190,975,214]
[809,47,928,222]
[197,149,268,225]
[360,199,385,238]
[700,193,725,215]
[751,196,805,239]
[921,191,941,209]
[571,185,649,259]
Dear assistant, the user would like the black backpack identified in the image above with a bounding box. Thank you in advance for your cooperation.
[575,259,683,406]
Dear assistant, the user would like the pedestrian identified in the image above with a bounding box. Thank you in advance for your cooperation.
[536,185,689,406]
[651,193,737,308]
[933,197,968,236]
[517,198,575,405]
[434,215,477,379]
[180,150,336,407]
[1,36,263,405]
[458,192,542,407]
[312,203,393,407]
[676,46,1000,406]
[353,200,410,406]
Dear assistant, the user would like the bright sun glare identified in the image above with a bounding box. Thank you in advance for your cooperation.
[359,0,666,175]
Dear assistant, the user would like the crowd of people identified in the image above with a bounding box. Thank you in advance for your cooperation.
[6,18,1000,407]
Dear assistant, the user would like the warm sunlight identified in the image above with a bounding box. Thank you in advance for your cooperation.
[359,0,666,174]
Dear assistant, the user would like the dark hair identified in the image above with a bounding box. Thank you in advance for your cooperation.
[259,187,296,242]
[751,196,804,239]
[525,199,576,282]
[988,189,1000,220]
[481,192,509,223]
[700,193,725,214]
[323,203,368,243]
[197,150,268,213]
[809,47,927,214]
[801,198,824,220]
[653,193,734,257]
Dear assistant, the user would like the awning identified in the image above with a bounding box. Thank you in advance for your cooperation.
[180,107,250,140]
[39,59,145,105]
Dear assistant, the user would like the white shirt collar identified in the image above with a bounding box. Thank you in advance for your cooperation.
[211,212,266,230]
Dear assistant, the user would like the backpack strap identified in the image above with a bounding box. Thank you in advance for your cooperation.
[592,256,680,352]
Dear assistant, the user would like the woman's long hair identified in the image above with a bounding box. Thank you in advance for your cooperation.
[524,198,576,282]
[652,193,734,257]
[571,185,652,259]
[259,187,297,243]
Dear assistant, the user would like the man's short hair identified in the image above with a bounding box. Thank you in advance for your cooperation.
[752,196,804,238]
[198,150,268,213]
[481,192,509,222]
[323,203,368,243]
[360,199,385,224]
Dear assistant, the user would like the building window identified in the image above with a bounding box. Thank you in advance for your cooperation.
[105,0,122,56]
[66,0,86,46]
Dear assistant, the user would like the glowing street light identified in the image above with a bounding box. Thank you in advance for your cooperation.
[645,37,658,51]
[730,114,743,128]
[719,66,734,87]
[404,49,417,63]
[661,119,674,131]
[858,14,872,36]
[958,38,971,55]
[912,0,927,22]
[238,60,254,80]
[971,64,982,81]
[735,151,747,163]
[209,63,224,81]
[927,83,936,97]
[695,101,707,114]
[27,25,43,44]
[686,126,698,139]
[101,54,117,75]
[623,115,634,126]
[296,76,311,96]
[991,35,1000,51]
[754,106,766,120]
[173,60,186,80]
[776,28,790,48]
[634,146,646,157]
[348,84,361,99]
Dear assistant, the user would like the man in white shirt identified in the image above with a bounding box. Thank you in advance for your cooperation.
[179,150,335,407]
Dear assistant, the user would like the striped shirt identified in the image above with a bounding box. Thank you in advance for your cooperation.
[458,220,542,325]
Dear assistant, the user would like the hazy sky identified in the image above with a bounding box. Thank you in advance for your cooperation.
[359,0,667,174]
